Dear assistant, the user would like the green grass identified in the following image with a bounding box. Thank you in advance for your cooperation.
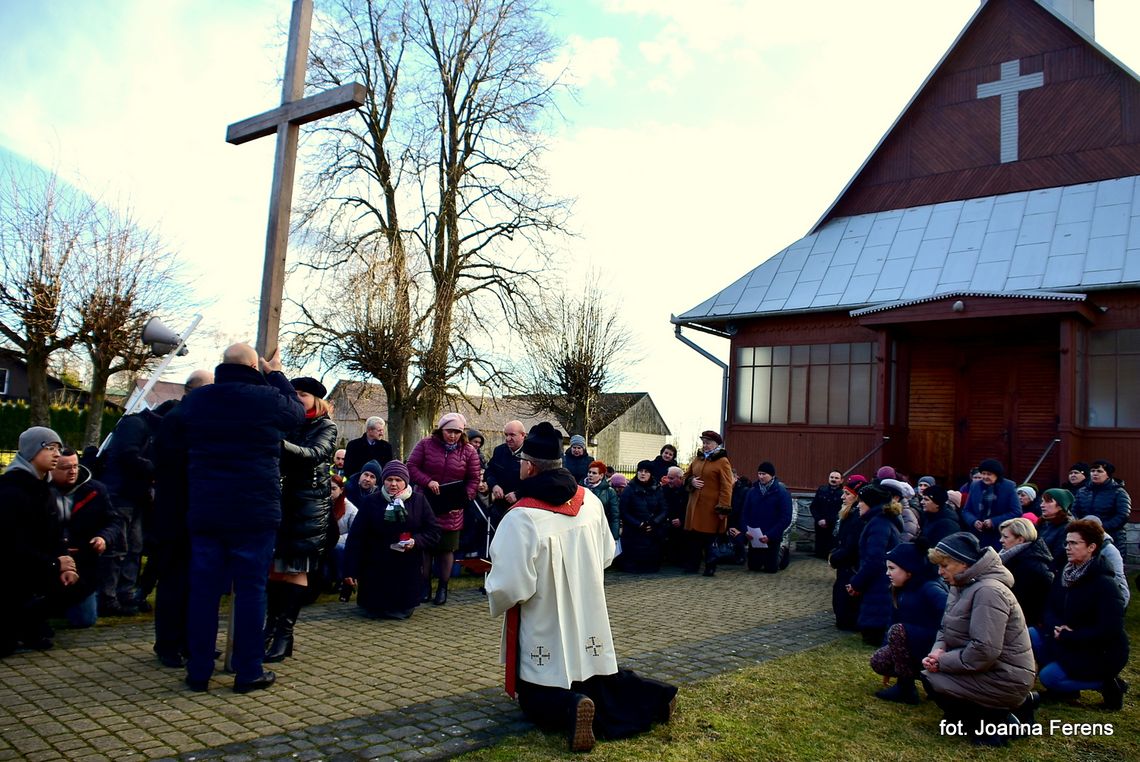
[457,593,1140,762]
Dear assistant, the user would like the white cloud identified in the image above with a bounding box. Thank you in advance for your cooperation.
[554,34,622,87]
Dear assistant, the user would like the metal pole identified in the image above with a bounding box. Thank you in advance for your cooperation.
[672,323,730,437]
[843,436,891,478]
[1023,438,1061,485]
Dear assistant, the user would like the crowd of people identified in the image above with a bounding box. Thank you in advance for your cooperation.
[2,363,1134,751]
[821,459,1132,746]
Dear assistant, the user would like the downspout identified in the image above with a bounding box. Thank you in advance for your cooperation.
[672,318,732,436]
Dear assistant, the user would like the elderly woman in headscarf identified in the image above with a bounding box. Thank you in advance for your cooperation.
[343,460,440,620]
[1033,519,1129,710]
[921,532,1037,746]
[407,412,481,606]
[828,475,867,631]
[681,430,733,576]
[264,377,337,663]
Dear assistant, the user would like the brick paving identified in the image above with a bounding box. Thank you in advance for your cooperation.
[0,557,845,761]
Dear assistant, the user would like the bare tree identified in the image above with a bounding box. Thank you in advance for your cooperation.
[76,208,190,446]
[286,0,570,453]
[524,272,637,440]
[0,162,94,425]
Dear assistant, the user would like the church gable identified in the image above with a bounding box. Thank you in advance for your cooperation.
[821,0,1140,225]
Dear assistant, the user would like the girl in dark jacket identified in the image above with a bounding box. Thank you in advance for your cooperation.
[870,541,948,703]
[618,461,669,573]
[1034,519,1130,710]
[919,484,961,547]
[343,460,440,619]
[829,475,867,631]
[846,484,903,645]
[265,377,337,662]
[997,517,1053,629]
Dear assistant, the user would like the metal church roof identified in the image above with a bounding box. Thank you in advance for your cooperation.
[675,176,1140,326]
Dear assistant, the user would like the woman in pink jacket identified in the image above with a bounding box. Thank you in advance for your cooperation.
[407,412,481,605]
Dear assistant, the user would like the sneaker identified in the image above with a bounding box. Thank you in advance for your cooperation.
[568,695,596,753]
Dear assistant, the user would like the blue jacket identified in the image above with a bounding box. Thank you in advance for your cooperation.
[851,504,903,631]
[892,574,949,660]
[963,477,1020,550]
[1073,479,1131,547]
[176,363,305,535]
[738,478,793,541]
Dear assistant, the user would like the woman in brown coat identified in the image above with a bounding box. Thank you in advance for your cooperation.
[681,430,733,576]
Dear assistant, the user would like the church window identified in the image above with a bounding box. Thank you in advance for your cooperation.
[734,342,877,426]
[1085,329,1140,428]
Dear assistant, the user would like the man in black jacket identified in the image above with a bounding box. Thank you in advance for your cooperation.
[810,470,844,559]
[49,448,119,628]
[172,343,304,693]
[342,416,393,478]
[484,420,526,525]
[1,427,77,656]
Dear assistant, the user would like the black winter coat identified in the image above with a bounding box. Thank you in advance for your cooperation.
[1001,539,1054,629]
[1042,554,1130,681]
[484,443,522,498]
[892,574,949,662]
[50,467,119,597]
[344,489,440,615]
[619,480,668,571]
[920,505,961,547]
[1073,480,1131,547]
[176,364,305,535]
[2,466,67,594]
[809,485,843,530]
[851,504,903,631]
[277,413,338,559]
[153,400,190,552]
[1038,517,1070,571]
[829,509,865,570]
[99,409,162,508]
[343,434,393,481]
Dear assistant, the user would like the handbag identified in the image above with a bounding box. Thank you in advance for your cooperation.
[708,535,738,564]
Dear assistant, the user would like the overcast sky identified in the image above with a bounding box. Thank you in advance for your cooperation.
[2,0,1138,452]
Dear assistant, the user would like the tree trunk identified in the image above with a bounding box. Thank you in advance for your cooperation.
[25,347,52,427]
[84,366,112,449]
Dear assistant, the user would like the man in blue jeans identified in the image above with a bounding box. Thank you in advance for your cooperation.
[169,343,304,693]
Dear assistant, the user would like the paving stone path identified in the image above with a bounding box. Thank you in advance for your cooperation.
[0,558,845,761]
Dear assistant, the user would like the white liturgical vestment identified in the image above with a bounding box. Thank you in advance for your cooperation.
[487,487,618,689]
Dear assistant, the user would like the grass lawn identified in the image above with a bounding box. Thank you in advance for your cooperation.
[457,586,1140,762]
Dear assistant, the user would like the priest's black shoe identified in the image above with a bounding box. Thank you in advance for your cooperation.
[233,671,276,694]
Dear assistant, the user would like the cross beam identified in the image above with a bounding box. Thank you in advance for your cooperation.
[226,0,365,356]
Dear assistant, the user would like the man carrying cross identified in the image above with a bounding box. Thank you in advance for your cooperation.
[485,422,677,753]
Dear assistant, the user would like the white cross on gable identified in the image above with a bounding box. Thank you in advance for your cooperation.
[976,59,1044,164]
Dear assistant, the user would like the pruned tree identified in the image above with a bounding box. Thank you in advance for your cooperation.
[285,0,571,453]
[76,208,190,446]
[0,162,94,425]
[524,272,637,440]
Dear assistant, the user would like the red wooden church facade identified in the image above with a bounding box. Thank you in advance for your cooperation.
[676,0,1140,498]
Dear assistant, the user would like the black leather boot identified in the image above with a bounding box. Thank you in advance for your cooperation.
[264,584,303,663]
[433,580,449,605]
[263,581,285,651]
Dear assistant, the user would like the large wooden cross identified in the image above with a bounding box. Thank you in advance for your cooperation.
[227,0,365,356]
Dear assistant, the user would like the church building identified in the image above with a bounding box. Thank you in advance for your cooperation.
[674,0,1140,502]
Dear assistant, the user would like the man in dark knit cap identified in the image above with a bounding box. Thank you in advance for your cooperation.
[962,458,1019,551]
[486,422,676,752]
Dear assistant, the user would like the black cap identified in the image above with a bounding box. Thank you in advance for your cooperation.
[291,376,327,398]
[522,422,563,461]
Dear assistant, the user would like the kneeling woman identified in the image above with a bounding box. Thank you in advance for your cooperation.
[921,532,1036,745]
[1034,518,1129,710]
[343,461,441,619]
[870,542,948,704]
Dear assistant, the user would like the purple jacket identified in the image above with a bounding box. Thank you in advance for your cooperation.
[406,435,481,509]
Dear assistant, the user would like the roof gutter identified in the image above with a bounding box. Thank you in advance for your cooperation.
[672,317,731,437]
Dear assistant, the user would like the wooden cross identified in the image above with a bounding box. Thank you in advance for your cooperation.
[226,0,365,355]
[976,59,1044,164]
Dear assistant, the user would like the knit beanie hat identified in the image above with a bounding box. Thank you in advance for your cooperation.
[977,458,1004,479]
[18,426,63,461]
[609,473,629,488]
[1016,485,1037,502]
[636,460,654,473]
[843,474,868,496]
[924,484,948,507]
[361,460,383,479]
[523,422,564,460]
[886,542,928,574]
[946,489,963,508]
[757,461,776,477]
[858,484,890,507]
[437,412,468,432]
[935,532,984,565]
[879,478,914,499]
[875,465,896,480]
[1069,461,1090,480]
[381,459,410,484]
[1042,487,1073,511]
[917,475,936,488]
[569,434,586,449]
